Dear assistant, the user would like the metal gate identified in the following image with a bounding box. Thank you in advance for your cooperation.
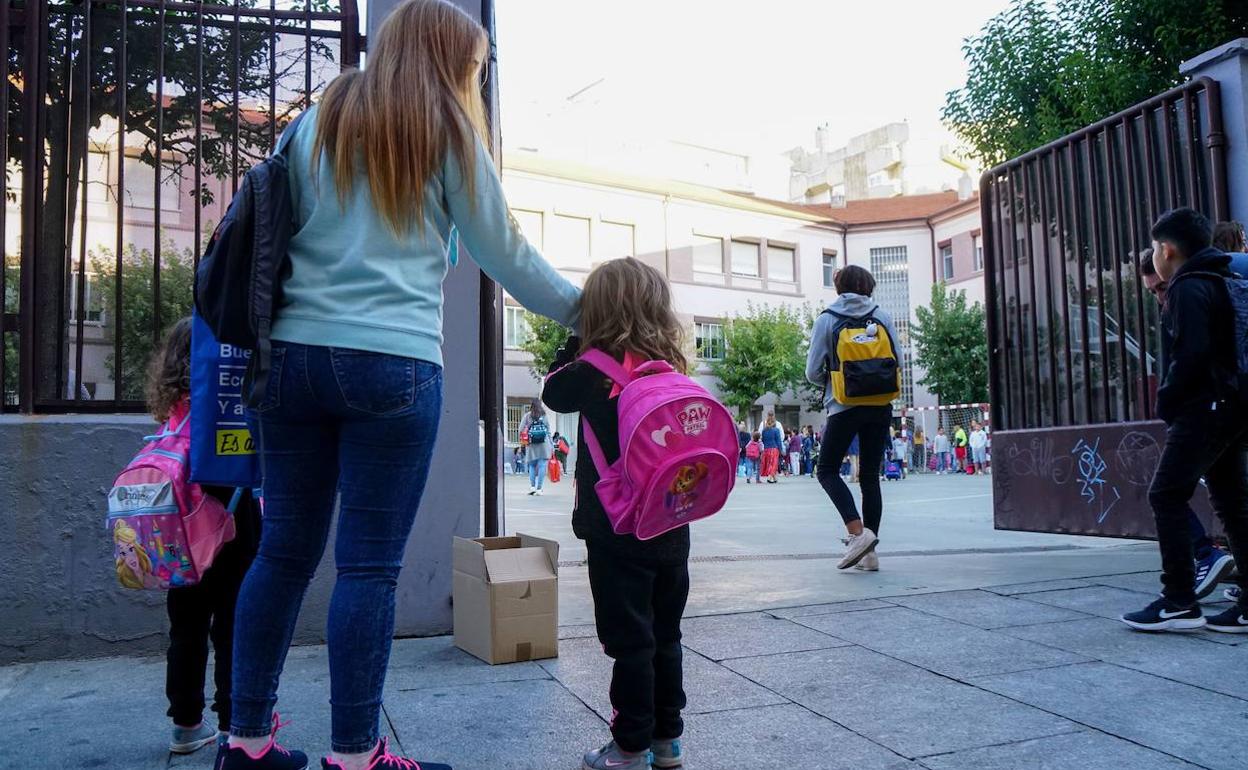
[2,0,362,413]
[979,77,1227,537]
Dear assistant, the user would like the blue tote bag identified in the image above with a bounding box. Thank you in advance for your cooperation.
[189,312,261,488]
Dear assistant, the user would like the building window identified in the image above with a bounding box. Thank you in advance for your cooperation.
[973,235,984,272]
[596,220,635,260]
[767,244,795,283]
[548,214,590,267]
[822,251,837,288]
[692,234,723,274]
[869,246,913,407]
[731,240,760,277]
[695,321,725,361]
[123,157,183,211]
[511,209,544,249]
[505,401,527,445]
[68,271,105,324]
[503,305,530,349]
[941,243,954,281]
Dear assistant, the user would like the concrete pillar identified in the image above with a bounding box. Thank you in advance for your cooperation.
[1181,38,1248,225]
[366,0,485,637]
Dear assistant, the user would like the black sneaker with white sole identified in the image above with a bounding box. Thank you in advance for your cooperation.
[1121,596,1205,632]
[1206,607,1248,634]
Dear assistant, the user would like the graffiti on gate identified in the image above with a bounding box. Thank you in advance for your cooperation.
[1072,437,1122,524]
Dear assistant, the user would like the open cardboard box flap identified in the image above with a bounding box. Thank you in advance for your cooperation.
[452,533,560,664]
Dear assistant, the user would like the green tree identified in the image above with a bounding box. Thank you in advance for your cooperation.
[91,239,197,401]
[944,0,1248,165]
[519,312,570,380]
[912,283,989,406]
[710,304,807,417]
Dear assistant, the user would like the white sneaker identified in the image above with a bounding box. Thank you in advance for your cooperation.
[535,488,544,496]
[855,552,879,571]
[838,529,878,570]
[528,487,536,495]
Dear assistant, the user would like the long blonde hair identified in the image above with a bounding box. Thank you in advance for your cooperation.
[579,258,688,373]
[114,521,153,590]
[312,0,489,235]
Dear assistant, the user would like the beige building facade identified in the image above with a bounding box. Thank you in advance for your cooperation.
[499,153,987,449]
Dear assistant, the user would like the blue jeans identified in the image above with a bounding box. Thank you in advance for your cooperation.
[528,457,547,489]
[231,342,443,753]
[745,457,760,480]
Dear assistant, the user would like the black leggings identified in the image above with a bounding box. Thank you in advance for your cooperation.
[816,406,891,534]
[587,544,690,753]
[166,494,260,730]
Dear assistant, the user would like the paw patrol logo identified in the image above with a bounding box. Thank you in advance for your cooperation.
[677,402,711,436]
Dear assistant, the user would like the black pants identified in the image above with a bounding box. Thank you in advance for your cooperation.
[1150,404,1248,608]
[586,543,690,753]
[166,494,260,730]
[816,406,891,534]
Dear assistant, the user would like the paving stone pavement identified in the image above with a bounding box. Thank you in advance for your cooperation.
[3,571,1244,770]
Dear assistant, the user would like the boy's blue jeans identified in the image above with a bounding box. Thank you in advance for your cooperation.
[528,457,547,489]
[232,342,442,753]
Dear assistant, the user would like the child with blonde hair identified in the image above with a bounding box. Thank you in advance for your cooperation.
[543,257,692,770]
[145,318,262,755]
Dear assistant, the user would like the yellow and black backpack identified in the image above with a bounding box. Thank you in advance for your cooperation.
[823,307,901,406]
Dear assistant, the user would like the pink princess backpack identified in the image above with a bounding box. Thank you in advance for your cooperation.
[106,400,236,590]
[576,349,738,540]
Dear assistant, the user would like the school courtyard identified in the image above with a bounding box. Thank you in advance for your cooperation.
[4,473,1245,770]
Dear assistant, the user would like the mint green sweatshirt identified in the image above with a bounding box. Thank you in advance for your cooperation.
[271,106,580,366]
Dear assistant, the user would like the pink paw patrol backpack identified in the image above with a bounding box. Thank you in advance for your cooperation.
[575,349,738,540]
[107,400,236,590]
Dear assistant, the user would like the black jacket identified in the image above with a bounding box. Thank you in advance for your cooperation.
[1156,247,1238,422]
[541,337,690,564]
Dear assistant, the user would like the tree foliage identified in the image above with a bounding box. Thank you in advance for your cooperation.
[944,0,1248,165]
[710,304,808,416]
[519,312,570,381]
[912,283,989,406]
[92,240,197,401]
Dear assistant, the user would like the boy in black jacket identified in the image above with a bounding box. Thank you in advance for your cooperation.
[1122,207,1248,633]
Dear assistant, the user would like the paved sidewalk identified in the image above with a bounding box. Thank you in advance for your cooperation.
[4,559,1244,770]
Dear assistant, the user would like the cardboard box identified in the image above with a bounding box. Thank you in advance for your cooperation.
[452,533,559,664]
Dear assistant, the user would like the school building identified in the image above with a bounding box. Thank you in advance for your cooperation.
[498,151,985,447]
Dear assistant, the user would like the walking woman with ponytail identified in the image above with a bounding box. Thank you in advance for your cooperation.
[214,2,579,769]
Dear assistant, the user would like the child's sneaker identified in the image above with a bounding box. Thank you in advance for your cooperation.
[321,737,453,769]
[651,738,683,769]
[216,714,308,770]
[170,722,219,754]
[1206,606,1248,634]
[583,741,651,770]
[1121,596,1205,632]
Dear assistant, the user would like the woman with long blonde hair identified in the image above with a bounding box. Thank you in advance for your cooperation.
[217,2,578,769]
[542,258,692,770]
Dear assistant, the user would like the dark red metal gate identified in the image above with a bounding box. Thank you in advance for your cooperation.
[979,77,1227,537]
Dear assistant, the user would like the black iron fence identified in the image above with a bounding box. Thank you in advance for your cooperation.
[979,77,1228,433]
[2,0,361,413]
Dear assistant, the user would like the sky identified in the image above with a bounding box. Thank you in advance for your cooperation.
[494,0,1012,192]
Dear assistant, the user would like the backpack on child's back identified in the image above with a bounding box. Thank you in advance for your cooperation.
[745,440,762,460]
[107,401,237,590]
[574,349,738,540]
